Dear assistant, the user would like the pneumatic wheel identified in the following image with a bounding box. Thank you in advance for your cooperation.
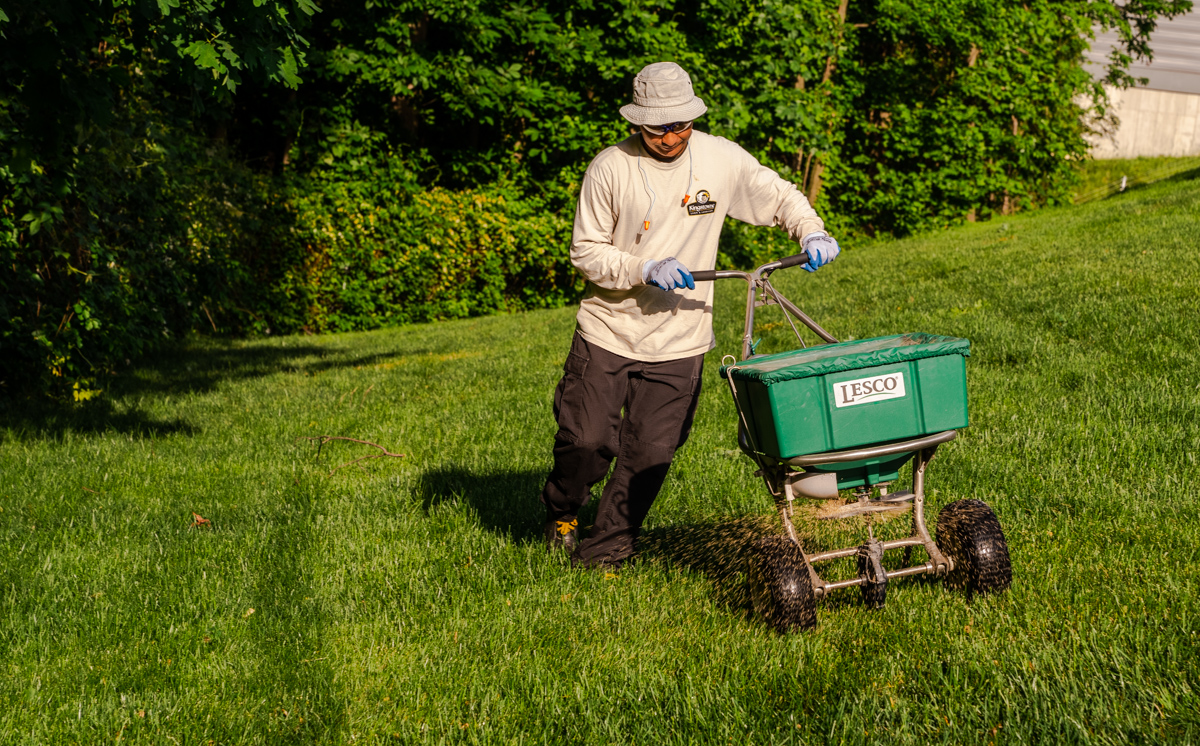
[935,499,1013,597]
[747,537,817,632]
[856,553,888,610]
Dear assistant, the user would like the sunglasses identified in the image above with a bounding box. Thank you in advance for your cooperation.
[641,121,694,136]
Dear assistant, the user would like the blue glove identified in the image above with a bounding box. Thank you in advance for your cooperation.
[800,231,840,273]
[643,257,695,291]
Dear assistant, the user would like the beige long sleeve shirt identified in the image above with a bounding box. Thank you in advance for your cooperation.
[570,130,826,362]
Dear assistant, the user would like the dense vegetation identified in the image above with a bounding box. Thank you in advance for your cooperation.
[1,170,1197,743]
[0,0,1191,396]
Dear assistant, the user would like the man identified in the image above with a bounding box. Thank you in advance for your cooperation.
[540,61,840,568]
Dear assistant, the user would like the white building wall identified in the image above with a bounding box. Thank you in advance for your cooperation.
[1084,10,1200,159]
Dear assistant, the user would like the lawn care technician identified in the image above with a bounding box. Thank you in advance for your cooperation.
[541,61,840,569]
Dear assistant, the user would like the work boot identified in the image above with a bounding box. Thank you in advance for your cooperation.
[545,517,579,552]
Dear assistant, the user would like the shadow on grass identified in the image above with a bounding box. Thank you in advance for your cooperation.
[638,516,780,615]
[417,466,548,544]
[112,340,422,398]
[1,340,423,441]
[0,396,199,442]
[641,512,949,617]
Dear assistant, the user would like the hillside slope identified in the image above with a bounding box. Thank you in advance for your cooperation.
[1,169,1197,744]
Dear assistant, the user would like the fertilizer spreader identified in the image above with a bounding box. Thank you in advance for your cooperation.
[692,252,1012,632]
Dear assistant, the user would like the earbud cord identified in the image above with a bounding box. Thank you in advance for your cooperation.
[638,155,656,232]
[639,144,694,232]
[684,145,694,204]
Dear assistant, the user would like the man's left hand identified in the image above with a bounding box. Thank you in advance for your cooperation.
[800,232,840,273]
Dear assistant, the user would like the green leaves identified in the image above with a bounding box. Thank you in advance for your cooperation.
[2,0,1192,397]
[279,47,302,88]
[182,40,221,72]
[19,203,64,236]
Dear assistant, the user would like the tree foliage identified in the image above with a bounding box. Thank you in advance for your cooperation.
[0,0,1191,396]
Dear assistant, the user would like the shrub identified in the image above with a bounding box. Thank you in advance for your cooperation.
[230,175,580,335]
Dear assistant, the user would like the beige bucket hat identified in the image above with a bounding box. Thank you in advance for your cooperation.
[619,62,708,126]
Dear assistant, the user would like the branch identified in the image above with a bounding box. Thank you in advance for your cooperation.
[296,435,406,476]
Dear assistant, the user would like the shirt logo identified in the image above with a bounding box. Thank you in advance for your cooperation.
[833,372,906,408]
[686,189,717,216]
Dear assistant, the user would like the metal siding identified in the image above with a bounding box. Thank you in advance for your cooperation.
[1085,11,1200,94]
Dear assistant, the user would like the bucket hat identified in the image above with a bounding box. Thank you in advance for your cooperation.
[619,62,708,126]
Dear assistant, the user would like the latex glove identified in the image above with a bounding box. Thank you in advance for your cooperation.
[643,257,695,291]
[800,231,840,273]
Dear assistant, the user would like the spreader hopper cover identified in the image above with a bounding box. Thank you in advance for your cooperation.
[720,333,971,459]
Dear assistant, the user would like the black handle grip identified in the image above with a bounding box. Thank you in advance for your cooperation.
[776,251,810,269]
[690,251,811,282]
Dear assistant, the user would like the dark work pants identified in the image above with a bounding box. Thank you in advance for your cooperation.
[540,332,704,564]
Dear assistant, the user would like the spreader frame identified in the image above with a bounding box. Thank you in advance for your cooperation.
[696,257,966,605]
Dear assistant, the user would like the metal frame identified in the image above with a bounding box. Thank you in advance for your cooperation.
[706,262,837,360]
[714,261,957,600]
[755,436,955,598]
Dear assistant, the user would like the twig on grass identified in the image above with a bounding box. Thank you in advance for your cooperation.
[297,435,406,476]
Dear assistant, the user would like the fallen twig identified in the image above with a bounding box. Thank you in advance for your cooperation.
[297,435,406,476]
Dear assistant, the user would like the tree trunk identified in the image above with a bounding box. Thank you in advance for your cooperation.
[806,0,850,207]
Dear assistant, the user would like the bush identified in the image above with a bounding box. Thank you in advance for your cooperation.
[227,174,580,336]
[0,105,246,398]
[0,132,582,397]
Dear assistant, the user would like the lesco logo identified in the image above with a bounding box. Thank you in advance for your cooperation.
[833,372,906,408]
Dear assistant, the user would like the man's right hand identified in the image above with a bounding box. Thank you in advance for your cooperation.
[643,257,695,292]
[800,231,840,272]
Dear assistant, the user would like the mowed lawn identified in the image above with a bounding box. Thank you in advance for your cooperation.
[2,169,1198,745]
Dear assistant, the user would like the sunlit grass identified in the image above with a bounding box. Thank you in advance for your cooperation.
[1,171,1198,744]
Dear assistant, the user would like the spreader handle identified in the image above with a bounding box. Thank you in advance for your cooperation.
[774,251,811,270]
[691,251,810,282]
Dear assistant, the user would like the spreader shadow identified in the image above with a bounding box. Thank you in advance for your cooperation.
[416,466,551,544]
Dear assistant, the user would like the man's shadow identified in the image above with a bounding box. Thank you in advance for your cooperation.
[414,465,909,618]
[417,464,806,616]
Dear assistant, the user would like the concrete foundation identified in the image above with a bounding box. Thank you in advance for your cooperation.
[1088,86,1200,159]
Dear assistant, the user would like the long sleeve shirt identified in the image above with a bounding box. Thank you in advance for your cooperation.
[570,130,825,362]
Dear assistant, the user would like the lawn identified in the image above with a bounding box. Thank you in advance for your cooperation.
[1072,154,1200,204]
[1,168,1198,744]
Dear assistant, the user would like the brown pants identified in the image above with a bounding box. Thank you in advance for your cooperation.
[540,332,704,565]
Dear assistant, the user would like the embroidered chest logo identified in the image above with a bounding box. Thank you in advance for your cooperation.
[686,189,717,216]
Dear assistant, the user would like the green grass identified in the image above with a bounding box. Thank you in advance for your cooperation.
[1072,155,1200,204]
[2,170,1199,744]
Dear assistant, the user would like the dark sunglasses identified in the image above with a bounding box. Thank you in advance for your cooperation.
[641,121,694,136]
